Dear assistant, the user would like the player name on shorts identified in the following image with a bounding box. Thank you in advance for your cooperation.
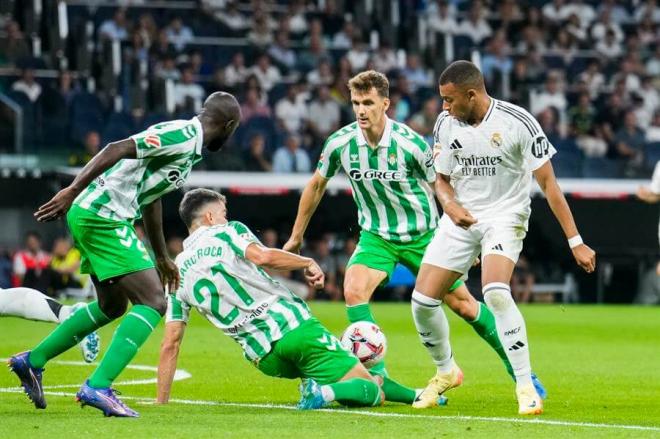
[455,154,503,177]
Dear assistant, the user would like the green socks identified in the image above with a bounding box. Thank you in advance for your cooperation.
[88,305,161,389]
[325,378,382,407]
[29,301,112,368]
[380,376,417,404]
[467,302,514,379]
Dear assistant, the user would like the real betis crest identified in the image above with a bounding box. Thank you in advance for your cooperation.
[490,132,503,148]
[388,153,397,166]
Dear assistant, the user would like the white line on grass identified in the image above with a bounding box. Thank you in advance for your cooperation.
[1,387,658,433]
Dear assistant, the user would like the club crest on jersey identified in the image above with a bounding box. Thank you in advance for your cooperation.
[388,153,397,166]
[490,132,503,148]
[145,135,161,148]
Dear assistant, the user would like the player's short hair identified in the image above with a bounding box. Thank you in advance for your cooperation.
[348,70,389,98]
[179,188,227,228]
[439,61,485,90]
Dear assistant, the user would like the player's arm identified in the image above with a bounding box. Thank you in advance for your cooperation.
[156,321,186,404]
[143,198,180,292]
[245,242,324,289]
[35,138,137,222]
[533,161,596,273]
[435,173,477,229]
[283,171,330,253]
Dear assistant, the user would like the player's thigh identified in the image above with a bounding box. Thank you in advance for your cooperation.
[256,349,300,380]
[480,221,524,285]
[114,268,167,313]
[343,264,388,304]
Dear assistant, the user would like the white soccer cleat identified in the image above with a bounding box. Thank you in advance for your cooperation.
[412,364,463,409]
[516,384,543,415]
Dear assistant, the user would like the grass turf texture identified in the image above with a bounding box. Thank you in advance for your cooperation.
[1,303,659,438]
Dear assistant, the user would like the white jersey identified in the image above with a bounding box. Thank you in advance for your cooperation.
[650,161,660,246]
[74,118,203,222]
[433,98,556,227]
[166,221,312,361]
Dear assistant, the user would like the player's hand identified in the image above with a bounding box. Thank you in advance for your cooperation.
[572,244,596,274]
[156,257,180,293]
[444,202,477,230]
[283,237,302,254]
[472,257,481,267]
[304,261,324,290]
[34,187,78,222]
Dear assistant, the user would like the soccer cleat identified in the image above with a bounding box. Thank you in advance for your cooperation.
[7,351,46,409]
[412,365,463,409]
[76,381,139,417]
[531,373,547,400]
[516,384,543,415]
[296,379,327,410]
[79,331,100,363]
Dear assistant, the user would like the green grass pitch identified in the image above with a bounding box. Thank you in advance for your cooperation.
[1,303,659,438]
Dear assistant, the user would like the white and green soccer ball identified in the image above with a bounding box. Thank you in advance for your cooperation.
[340,321,387,368]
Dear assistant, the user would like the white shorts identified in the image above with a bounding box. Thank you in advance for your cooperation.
[422,215,527,275]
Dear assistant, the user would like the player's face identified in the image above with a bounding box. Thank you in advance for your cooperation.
[440,82,476,123]
[351,88,390,131]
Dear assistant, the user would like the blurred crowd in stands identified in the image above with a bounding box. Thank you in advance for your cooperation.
[0,0,657,178]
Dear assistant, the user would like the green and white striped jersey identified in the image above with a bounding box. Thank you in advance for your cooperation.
[73,117,204,222]
[166,221,312,361]
[317,117,438,242]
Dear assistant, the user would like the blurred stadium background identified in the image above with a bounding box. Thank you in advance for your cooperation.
[0,0,658,305]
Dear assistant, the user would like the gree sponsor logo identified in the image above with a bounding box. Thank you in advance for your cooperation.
[348,169,404,181]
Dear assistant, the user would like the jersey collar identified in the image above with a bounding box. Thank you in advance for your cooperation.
[192,116,204,157]
[356,116,393,148]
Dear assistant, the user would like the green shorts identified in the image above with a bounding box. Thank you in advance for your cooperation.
[347,230,463,291]
[67,204,154,281]
[256,318,358,385]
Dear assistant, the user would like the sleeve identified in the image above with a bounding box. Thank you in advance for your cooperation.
[411,134,436,183]
[217,222,260,259]
[651,162,660,194]
[432,113,454,176]
[131,122,198,159]
[165,293,191,324]
[316,138,342,178]
[516,108,557,171]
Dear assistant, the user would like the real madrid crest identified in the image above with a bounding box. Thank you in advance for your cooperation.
[490,132,503,148]
[388,153,397,166]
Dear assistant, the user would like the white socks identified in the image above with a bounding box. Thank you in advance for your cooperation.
[0,287,62,323]
[483,282,533,388]
[411,290,454,373]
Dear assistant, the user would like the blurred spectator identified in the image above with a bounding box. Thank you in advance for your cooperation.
[332,21,357,50]
[596,92,627,145]
[69,131,101,166]
[516,24,547,54]
[595,29,623,60]
[387,91,410,122]
[149,30,175,63]
[634,0,660,23]
[13,231,50,291]
[610,60,641,95]
[248,13,274,48]
[187,49,213,77]
[212,1,249,32]
[401,53,432,93]
[249,54,281,92]
[646,111,660,143]
[275,83,307,134]
[408,97,440,140]
[11,68,42,103]
[542,0,571,25]
[272,135,311,173]
[568,93,597,137]
[578,60,605,99]
[597,0,630,24]
[646,45,660,78]
[456,1,492,45]
[240,86,272,122]
[308,85,341,142]
[297,33,329,72]
[481,31,513,87]
[565,13,588,44]
[308,235,340,301]
[174,66,205,112]
[243,134,272,172]
[99,8,129,41]
[135,13,157,49]
[268,31,297,72]
[49,237,83,293]
[428,0,458,34]
[287,0,308,35]
[564,0,596,27]
[306,58,334,87]
[154,54,180,82]
[166,18,194,52]
[224,52,248,88]
[0,20,29,66]
[591,9,624,44]
[41,70,80,116]
[530,73,567,120]
[509,58,535,107]
[511,255,535,304]
[166,236,184,258]
[615,111,646,173]
[372,43,398,75]
[346,37,370,72]
[0,248,12,288]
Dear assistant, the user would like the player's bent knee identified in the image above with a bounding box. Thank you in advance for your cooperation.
[99,300,128,320]
[483,282,514,314]
[148,294,168,316]
[343,285,371,305]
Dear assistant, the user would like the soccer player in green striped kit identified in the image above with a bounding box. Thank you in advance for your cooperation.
[8,92,241,417]
[284,71,544,406]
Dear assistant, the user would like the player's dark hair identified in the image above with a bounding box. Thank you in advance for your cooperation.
[179,188,227,228]
[439,60,485,90]
[348,70,389,98]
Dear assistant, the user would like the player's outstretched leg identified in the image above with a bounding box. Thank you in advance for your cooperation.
[483,281,542,415]
[7,351,46,409]
[410,290,463,409]
[297,377,382,410]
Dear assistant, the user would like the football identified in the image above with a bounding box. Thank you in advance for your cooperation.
[340,321,387,368]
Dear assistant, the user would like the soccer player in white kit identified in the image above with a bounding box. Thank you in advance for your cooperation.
[411,61,596,415]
